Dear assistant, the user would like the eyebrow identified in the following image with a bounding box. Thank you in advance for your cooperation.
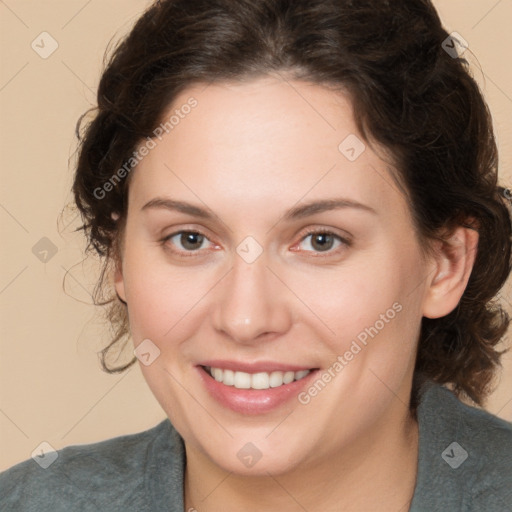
[141,197,377,219]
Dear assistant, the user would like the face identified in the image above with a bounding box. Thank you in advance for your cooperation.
[115,76,436,475]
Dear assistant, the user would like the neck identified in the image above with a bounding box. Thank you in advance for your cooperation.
[183,401,419,512]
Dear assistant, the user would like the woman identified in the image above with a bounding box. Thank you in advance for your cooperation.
[1,0,511,510]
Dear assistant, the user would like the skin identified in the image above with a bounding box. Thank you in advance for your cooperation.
[114,75,478,511]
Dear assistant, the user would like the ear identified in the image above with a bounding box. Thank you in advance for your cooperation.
[111,212,127,303]
[114,260,126,304]
[113,258,127,304]
[422,224,479,319]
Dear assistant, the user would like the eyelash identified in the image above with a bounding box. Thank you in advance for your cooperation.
[160,228,351,259]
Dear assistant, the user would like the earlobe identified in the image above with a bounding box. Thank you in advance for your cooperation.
[422,225,479,319]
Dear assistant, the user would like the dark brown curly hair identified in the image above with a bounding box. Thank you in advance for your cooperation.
[70,0,512,410]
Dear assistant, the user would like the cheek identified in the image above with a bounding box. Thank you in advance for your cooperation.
[122,247,212,345]
[295,247,424,371]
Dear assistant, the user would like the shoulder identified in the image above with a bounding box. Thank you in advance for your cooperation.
[0,419,185,512]
[411,381,512,511]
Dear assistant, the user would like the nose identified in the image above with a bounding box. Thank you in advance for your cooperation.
[212,252,294,345]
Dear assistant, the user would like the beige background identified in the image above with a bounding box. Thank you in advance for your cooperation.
[1,0,511,471]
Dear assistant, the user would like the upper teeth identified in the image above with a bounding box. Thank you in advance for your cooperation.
[207,367,311,389]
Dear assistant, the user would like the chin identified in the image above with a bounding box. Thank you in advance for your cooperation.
[209,445,305,477]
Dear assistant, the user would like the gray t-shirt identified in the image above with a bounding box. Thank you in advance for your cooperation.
[1,380,511,511]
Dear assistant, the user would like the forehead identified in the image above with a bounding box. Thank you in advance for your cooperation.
[128,77,407,221]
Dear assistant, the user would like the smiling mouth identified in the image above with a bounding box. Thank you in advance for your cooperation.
[201,365,317,390]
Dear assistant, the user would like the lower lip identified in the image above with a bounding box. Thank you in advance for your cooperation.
[197,366,319,415]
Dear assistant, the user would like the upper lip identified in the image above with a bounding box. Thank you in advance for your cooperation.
[198,360,317,373]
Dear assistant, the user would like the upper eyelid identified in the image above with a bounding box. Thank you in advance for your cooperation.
[300,227,351,240]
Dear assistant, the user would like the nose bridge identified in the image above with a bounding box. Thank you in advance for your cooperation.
[213,251,292,343]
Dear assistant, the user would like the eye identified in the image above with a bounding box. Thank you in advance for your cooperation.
[294,229,351,255]
[162,230,213,255]
[161,228,350,258]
